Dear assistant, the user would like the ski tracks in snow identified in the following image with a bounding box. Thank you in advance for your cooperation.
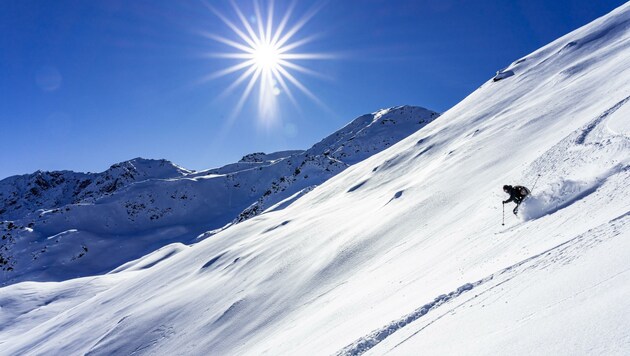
[335,212,629,356]
[575,95,629,145]
[334,282,479,356]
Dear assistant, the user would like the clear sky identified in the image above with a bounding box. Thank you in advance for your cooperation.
[1,0,626,179]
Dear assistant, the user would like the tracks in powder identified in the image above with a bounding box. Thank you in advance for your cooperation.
[334,212,629,356]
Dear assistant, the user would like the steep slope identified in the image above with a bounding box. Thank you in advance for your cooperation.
[1,4,629,355]
[0,106,438,285]
[233,106,439,222]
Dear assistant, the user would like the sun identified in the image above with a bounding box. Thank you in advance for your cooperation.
[202,0,330,125]
[253,42,280,71]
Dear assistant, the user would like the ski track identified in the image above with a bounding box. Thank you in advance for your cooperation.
[336,212,629,356]
[575,95,629,145]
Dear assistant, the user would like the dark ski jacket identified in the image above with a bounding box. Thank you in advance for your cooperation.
[503,185,530,204]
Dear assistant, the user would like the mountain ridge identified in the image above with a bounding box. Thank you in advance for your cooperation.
[0,105,439,285]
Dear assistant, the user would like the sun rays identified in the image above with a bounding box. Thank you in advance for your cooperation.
[202,0,330,126]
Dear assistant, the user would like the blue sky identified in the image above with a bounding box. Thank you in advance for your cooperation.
[1,0,625,178]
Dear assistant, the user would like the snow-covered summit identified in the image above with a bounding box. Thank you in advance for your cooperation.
[309,106,438,165]
[233,105,439,221]
[239,151,304,163]
[206,150,305,175]
[0,158,189,221]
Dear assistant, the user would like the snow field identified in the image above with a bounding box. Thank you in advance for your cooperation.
[0,3,629,355]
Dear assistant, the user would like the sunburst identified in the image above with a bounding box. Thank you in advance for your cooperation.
[202,0,330,125]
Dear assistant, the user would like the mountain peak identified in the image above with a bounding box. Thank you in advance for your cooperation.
[107,157,192,178]
[0,158,191,221]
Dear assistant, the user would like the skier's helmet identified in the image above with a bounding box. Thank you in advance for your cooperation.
[503,185,510,192]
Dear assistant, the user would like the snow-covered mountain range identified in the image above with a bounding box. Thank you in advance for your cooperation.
[1,3,629,355]
[0,106,438,285]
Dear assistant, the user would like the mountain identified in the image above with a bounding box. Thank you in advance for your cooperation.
[0,105,439,285]
[0,158,191,221]
[1,4,629,355]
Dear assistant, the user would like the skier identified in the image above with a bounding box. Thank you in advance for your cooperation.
[502,185,530,215]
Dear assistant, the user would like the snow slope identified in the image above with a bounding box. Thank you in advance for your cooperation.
[1,3,629,355]
[0,106,438,285]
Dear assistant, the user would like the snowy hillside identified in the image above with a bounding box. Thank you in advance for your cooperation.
[0,106,438,285]
[1,3,629,355]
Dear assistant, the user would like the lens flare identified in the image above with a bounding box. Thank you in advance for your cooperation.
[202,0,330,126]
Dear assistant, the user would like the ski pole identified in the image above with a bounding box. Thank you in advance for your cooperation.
[502,203,505,226]
[530,174,541,193]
